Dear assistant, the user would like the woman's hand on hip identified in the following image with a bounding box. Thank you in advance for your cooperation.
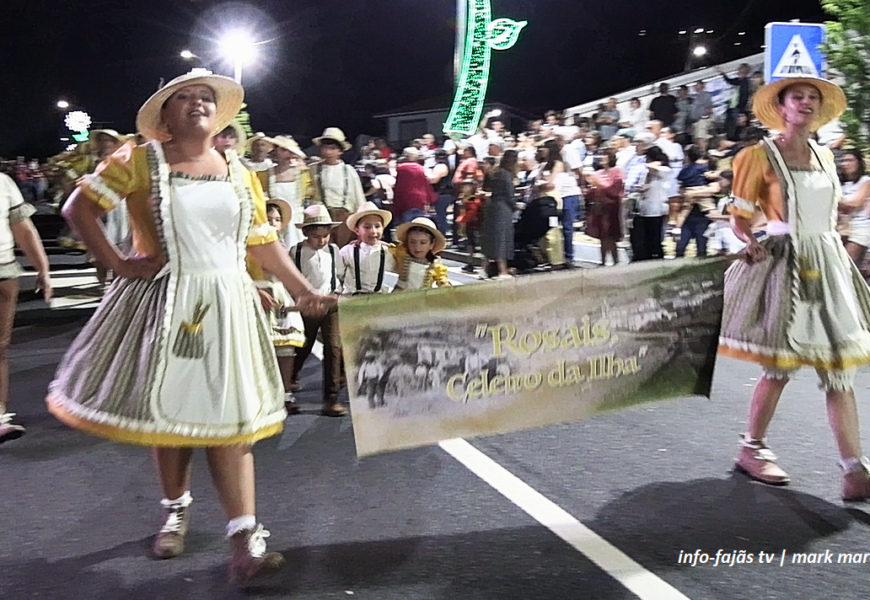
[743,240,768,264]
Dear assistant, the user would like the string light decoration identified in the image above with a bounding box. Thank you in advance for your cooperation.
[443,0,526,136]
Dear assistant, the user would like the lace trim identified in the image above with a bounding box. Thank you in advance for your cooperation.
[0,412,16,425]
[8,202,36,225]
[719,335,870,368]
[168,171,230,182]
[247,524,270,558]
[81,174,124,209]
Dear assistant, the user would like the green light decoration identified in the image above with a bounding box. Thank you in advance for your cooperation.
[71,132,90,143]
[443,0,527,136]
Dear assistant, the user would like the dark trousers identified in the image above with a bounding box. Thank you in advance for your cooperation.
[675,209,712,258]
[561,195,581,262]
[631,215,665,261]
[292,308,342,402]
[434,193,453,236]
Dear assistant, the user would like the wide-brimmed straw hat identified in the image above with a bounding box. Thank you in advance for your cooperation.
[346,201,392,230]
[395,217,446,254]
[264,135,307,159]
[216,119,247,154]
[89,129,125,143]
[313,127,352,151]
[296,205,342,229]
[246,131,275,152]
[752,76,846,133]
[136,68,244,143]
[264,198,293,232]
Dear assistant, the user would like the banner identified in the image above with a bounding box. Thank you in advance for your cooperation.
[339,258,727,456]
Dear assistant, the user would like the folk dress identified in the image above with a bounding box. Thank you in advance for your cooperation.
[390,244,451,291]
[718,138,870,371]
[257,167,313,250]
[46,141,285,447]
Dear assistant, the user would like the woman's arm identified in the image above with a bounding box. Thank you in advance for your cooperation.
[247,242,336,315]
[428,163,449,184]
[839,180,870,213]
[10,219,52,299]
[730,214,767,263]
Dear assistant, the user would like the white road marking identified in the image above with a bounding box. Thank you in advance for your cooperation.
[439,438,691,600]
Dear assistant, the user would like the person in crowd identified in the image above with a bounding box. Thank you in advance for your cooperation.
[0,172,52,443]
[596,98,621,141]
[452,145,480,250]
[372,138,394,161]
[673,85,694,142]
[620,97,647,133]
[613,130,637,170]
[480,149,519,279]
[655,126,685,228]
[584,147,624,266]
[257,136,312,250]
[312,127,365,247]
[89,130,127,289]
[393,147,435,225]
[631,145,671,261]
[704,171,748,255]
[250,199,306,413]
[532,143,566,268]
[719,75,870,500]
[690,80,714,129]
[582,131,602,171]
[556,135,584,258]
[692,104,718,153]
[212,120,246,157]
[428,149,454,236]
[838,149,870,266]
[719,63,752,141]
[289,205,346,417]
[340,201,396,295]
[391,217,451,290]
[623,132,656,245]
[243,132,275,172]
[649,83,678,127]
[675,145,716,258]
[421,133,439,168]
[49,69,336,582]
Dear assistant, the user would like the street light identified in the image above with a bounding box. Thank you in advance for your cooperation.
[693,46,708,57]
[219,30,257,84]
[180,49,197,60]
[56,99,70,110]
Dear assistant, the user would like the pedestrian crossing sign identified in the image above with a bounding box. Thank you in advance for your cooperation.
[765,22,826,83]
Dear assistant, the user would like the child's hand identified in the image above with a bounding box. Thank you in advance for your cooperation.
[257,289,277,311]
[296,291,337,317]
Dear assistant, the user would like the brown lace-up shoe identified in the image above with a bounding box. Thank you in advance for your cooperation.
[153,499,191,559]
[734,435,790,486]
[321,398,347,418]
[229,524,285,584]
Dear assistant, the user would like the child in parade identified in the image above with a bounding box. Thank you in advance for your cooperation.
[340,201,396,295]
[391,217,451,291]
[288,205,347,417]
[250,199,307,414]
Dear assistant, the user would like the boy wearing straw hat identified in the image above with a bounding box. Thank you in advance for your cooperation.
[312,127,365,247]
[288,205,346,416]
[340,201,397,296]
[243,132,275,172]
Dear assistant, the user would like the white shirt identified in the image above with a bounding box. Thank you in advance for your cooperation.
[560,144,583,172]
[656,138,685,197]
[640,167,671,217]
[616,145,636,171]
[339,242,397,295]
[290,242,341,295]
[622,107,647,132]
[315,162,365,212]
[443,139,458,169]
[243,157,275,172]
[0,174,25,267]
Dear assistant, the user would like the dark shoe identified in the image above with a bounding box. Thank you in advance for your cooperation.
[734,435,790,486]
[229,524,285,584]
[461,263,476,273]
[284,392,300,415]
[0,413,25,444]
[288,381,300,392]
[153,497,192,559]
[841,457,870,501]
[321,399,348,417]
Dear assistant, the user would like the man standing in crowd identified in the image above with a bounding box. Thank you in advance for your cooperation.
[392,147,435,225]
[648,83,678,127]
[557,134,584,264]
[596,98,621,142]
[718,63,751,140]
[655,127,685,228]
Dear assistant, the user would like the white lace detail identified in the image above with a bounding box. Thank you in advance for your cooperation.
[840,456,870,474]
[754,448,779,462]
[247,524,270,558]
[0,413,16,425]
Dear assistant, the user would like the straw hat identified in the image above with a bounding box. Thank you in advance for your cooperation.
[264,198,293,232]
[313,127,352,151]
[296,205,342,229]
[395,217,446,254]
[136,69,244,143]
[346,201,392,230]
[216,119,247,154]
[752,76,846,133]
[263,135,307,159]
[89,129,125,143]
[246,131,275,152]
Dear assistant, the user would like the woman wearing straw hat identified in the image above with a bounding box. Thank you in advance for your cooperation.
[312,127,365,247]
[719,74,870,500]
[256,135,314,250]
[50,68,335,583]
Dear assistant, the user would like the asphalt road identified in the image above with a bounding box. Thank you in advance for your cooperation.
[3,268,870,600]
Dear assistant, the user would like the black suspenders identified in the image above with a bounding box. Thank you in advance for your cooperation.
[317,164,350,209]
[296,245,339,294]
[354,245,385,294]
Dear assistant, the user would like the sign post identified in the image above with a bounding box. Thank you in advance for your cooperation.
[764,22,826,83]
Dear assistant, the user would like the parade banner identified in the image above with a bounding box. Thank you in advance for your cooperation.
[339,258,727,456]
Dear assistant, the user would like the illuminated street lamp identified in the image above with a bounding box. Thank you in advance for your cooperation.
[56,99,70,110]
[180,49,198,60]
[219,31,257,84]
[693,45,708,57]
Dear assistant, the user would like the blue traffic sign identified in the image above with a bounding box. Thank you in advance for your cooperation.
[764,22,826,83]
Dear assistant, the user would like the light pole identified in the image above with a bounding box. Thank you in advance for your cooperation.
[219,31,258,84]
[680,27,712,71]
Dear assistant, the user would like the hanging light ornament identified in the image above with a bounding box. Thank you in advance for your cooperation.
[443,0,527,136]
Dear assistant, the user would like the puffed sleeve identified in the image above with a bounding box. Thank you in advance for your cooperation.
[246,169,280,246]
[728,145,768,220]
[0,174,36,225]
[78,142,144,211]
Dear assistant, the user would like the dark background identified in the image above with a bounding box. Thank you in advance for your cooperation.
[0,0,827,157]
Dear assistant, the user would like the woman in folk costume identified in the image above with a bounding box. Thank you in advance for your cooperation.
[391,217,451,291]
[719,74,870,500]
[48,69,335,583]
[256,135,314,250]
[250,198,307,413]
[312,127,365,247]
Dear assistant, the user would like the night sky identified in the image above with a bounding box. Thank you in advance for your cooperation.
[1,0,828,158]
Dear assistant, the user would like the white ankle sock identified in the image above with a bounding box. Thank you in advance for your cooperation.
[161,491,193,509]
[226,514,257,537]
[839,457,869,473]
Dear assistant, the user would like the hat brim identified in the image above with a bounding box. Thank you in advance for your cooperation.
[227,120,247,154]
[136,74,244,143]
[313,136,352,152]
[296,219,342,229]
[395,220,447,254]
[265,198,293,232]
[346,209,392,230]
[753,78,846,133]
[264,137,307,159]
[89,129,124,143]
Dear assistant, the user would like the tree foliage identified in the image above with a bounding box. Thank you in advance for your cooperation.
[823,0,870,149]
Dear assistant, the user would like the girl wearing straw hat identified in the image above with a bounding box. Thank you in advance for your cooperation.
[719,74,870,500]
[243,132,275,172]
[392,217,451,291]
[256,135,313,250]
[250,198,307,414]
[213,119,247,157]
[50,69,335,583]
[312,127,365,247]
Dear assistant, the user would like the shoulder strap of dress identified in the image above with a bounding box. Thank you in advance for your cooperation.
[760,138,795,229]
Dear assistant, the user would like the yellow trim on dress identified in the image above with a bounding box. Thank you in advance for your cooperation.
[47,396,283,448]
[718,345,870,371]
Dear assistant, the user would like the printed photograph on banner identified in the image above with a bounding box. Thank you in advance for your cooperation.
[339,259,728,457]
